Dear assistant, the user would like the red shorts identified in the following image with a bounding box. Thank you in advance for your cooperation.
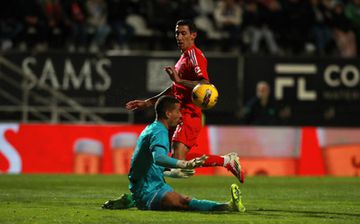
[171,112,202,149]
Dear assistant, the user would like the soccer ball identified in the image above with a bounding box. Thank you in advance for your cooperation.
[191,83,219,109]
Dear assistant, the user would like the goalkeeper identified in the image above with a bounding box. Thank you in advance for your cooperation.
[115,96,245,211]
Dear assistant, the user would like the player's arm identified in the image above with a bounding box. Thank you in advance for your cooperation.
[125,86,172,110]
[178,78,209,89]
[144,85,173,107]
[164,66,209,89]
[152,146,207,169]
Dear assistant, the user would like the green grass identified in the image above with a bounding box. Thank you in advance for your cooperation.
[0,175,359,224]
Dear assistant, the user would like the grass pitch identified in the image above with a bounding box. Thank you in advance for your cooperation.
[0,175,359,224]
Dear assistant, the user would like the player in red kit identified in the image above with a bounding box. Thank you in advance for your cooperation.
[102,19,244,210]
[126,19,244,182]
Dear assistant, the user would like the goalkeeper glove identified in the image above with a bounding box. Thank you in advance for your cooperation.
[176,155,208,169]
[163,168,195,178]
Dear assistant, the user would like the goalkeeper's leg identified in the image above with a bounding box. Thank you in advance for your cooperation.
[102,193,135,209]
[158,191,229,211]
[229,183,246,212]
[157,187,245,212]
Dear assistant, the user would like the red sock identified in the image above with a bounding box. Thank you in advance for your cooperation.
[186,153,224,167]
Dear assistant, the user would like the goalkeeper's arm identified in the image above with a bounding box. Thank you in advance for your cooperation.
[163,168,195,178]
[152,146,207,169]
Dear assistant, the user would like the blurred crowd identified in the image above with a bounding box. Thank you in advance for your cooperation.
[1,0,360,57]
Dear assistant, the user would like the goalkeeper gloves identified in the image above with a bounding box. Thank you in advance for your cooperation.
[176,155,208,169]
[163,168,195,178]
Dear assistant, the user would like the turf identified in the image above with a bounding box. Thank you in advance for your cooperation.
[0,175,359,224]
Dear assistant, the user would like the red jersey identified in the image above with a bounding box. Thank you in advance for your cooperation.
[172,45,209,116]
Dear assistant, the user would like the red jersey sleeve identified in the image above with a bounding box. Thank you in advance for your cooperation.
[189,48,209,81]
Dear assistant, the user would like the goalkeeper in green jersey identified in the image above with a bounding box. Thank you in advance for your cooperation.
[103,96,245,211]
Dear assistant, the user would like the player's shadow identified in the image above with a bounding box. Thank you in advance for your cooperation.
[246,208,360,219]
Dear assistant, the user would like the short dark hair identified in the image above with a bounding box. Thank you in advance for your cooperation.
[176,19,197,33]
[155,96,180,119]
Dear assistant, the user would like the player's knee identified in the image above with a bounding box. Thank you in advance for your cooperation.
[161,192,191,210]
[172,142,189,160]
[172,196,191,210]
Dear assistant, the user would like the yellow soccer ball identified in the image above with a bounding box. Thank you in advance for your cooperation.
[191,83,219,109]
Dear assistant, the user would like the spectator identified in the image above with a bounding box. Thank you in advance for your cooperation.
[345,0,360,55]
[147,0,178,50]
[309,0,334,55]
[331,1,357,57]
[176,0,199,20]
[107,0,134,51]
[40,0,71,49]
[243,0,280,55]
[62,0,88,52]
[214,0,243,51]
[18,0,49,51]
[198,0,216,16]
[85,0,111,52]
[0,2,23,51]
[281,0,313,55]
[262,0,286,51]
[240,81,290,125]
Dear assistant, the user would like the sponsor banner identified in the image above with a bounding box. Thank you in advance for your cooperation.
[208,126,300,157]
[244,56,360,126]
[317,127,360,147]
[0,123,145,174]
[323,145,360,176]
[2,52,238,112]
[1,124,360,176]
[318,128,360,176]
[0,124,212,175]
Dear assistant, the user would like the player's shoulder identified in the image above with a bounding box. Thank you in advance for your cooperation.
[150,121,168,135]
[193,45,206,58]
[186,45,206,59]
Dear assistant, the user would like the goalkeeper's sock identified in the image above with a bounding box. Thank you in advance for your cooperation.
[188,198,229,211]
[186,153,224,167]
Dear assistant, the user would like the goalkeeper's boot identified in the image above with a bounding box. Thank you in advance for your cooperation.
[102,193,135,209]
[229,183,246,212]
[225,153,245,183]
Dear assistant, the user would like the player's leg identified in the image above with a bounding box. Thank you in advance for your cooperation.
[172,140,227,167]
[186,152,245,183]
[102,193,135,210]
[159,191,231,211]
[172,114,225,166]
[144,183,226,211]
[229,183,246,212]
[172,141,189,160]
[158,185,246,212]
[173,114,245,183]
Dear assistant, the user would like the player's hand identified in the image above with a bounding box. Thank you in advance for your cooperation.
[125,100,151,111]
[163,168,195,178]
[177,155,208,169]
[185,155,208,168]
[164,66,182,84]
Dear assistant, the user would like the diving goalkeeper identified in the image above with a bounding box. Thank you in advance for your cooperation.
[108,96,245,211]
